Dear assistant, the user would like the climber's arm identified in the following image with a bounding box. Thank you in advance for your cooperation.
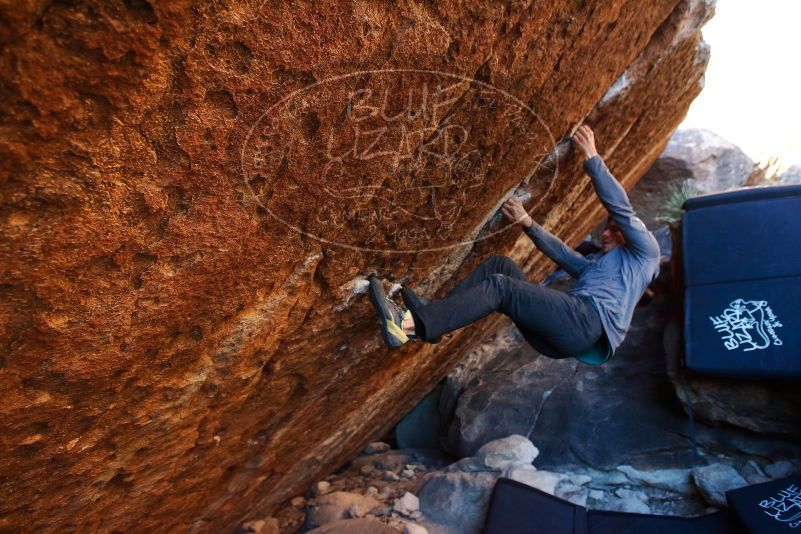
[522,221,592,278]
[572,124,660,261]
[501,197,590,278]
[583,155,660,261]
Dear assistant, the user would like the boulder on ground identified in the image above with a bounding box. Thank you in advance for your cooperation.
[764,460,796,479]
[418,472,497,534]
[446,435,541,474]
[555,482,589,507]
[739,460,765,481]
[241,517,279,534]
[475,435,539,470]
[606,489,651,514]
[393,492,420,516]
[692,464,747,508]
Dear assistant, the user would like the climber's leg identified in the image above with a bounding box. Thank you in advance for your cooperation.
[407,274,602,356]
[444,255,528,298]
[400,255,527,342]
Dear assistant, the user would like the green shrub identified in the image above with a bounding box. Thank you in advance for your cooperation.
[657,181,703,224]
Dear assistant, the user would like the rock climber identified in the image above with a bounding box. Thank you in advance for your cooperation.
[368,124,661,364]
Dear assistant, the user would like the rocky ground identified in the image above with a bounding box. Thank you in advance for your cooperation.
[241,434,799,533]
[238,443,451,533]
[242,284,800,533]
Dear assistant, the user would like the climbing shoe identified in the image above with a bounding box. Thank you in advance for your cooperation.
[400,285,429,308]
[367,275,410,349]
[400,286,442,344]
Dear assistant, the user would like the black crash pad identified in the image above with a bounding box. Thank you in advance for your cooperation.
[482,477,743,534]
[726,474,801,533]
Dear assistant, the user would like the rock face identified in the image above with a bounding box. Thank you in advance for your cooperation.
[0,1,712,532]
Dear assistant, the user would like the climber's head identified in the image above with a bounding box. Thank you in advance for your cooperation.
[601,217,625,252]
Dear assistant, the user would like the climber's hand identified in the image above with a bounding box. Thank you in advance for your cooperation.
[572,124,599,160]
[501,197,533,229]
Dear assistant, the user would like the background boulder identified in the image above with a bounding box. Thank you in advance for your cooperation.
[664,319,801,438]
[628,128,755,228]
[778,164,801,185]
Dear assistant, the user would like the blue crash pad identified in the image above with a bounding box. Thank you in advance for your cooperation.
[682,184,801,286]
[684,277,800,376]
[680,184,801,377]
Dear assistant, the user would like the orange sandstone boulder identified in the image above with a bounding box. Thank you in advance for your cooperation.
[0,1,711,532]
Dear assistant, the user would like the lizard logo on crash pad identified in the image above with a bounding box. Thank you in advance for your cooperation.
[708,298,784,352]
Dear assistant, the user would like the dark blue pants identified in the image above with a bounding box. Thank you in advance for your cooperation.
[408,255,603,358]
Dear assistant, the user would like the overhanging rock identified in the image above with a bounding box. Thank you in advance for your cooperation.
[0,1,712,531]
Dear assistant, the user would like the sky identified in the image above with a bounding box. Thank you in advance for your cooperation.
[680,0,801,172]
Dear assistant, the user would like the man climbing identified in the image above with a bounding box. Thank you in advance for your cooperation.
[368,124,661,364]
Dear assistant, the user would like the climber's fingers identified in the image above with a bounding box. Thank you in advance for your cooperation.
[572,125,596,157]
[502,198,522,215]
[574,124,593,140]
[501,204,516,222]
[501,199,527,223]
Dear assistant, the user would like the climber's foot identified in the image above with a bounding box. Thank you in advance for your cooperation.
[400,285,429,309]
[368,275,410,349]
[400,286,442,344]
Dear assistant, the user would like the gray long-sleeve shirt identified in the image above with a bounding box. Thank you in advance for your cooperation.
[524,155,661,353]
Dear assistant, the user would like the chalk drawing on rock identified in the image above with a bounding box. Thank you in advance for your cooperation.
[241,69,556,253]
